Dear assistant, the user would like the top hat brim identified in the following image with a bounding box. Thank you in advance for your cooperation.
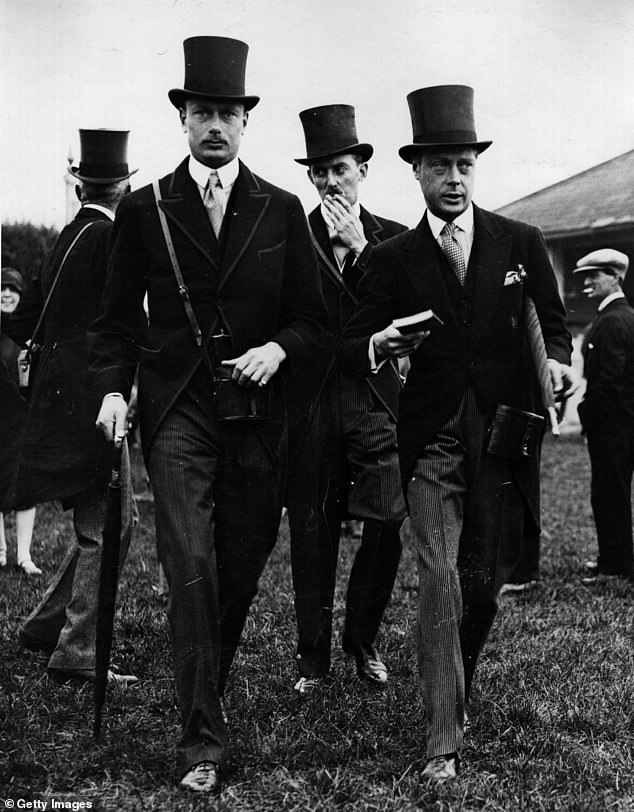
[294,142,374,166]
[168,88,260,111]
[68,167,139,184]
[398,140,492,163]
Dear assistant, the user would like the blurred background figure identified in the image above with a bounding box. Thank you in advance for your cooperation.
[0,267,39,574]
[575,249,634,582]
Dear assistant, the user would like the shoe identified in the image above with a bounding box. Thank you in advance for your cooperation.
[421,754,458,783]
[0,549,6,568]
[15,559,42,576]
[19,630,56,656]
[499,580,538,595]
[345,642,388,685]
[585,560,599,574]
[48,666,139,687]
[180,761,221,794]
[293,676,324,695]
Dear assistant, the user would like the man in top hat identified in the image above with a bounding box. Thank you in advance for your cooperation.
[338,85,576,781]
[89,37,325,793]
[574,249,634,581]
[6,129,138,683]
[287,104,407,695]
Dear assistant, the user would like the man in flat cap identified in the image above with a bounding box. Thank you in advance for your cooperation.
[6,129,137,684]
[575,249,634,581]
[287,105,407,695]
[89,37,325,794]
[338,85,576,781]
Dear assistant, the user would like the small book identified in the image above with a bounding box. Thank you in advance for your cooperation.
[392,310,444,334]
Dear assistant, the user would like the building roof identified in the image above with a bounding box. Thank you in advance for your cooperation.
[496,149,634,237]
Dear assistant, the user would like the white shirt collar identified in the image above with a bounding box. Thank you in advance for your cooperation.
[320,199,361,236]
[598,290,625,311]
[188,154,240,190]
[426,204,474,240]
[82,203,115,221]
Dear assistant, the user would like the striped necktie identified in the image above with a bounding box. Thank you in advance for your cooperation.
[203,170,223,237]
[441,221,466,285]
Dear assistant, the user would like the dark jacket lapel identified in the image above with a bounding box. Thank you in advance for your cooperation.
[469,205,513,347]
[359,206,384,246]
[308,207,347,291]
[158,158,220,272]
[217,162,271,291]
[398,215,464,343]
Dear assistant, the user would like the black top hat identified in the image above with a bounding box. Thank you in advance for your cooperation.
[1,267,24,293]
[168,36,260,111]
[295,105,373,166]
[68,129,138,184]
[399,85,492,163]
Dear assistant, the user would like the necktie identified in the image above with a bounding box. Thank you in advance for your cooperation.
[330,234,348,269]
[441,221,466,285]
[203,170,223,238]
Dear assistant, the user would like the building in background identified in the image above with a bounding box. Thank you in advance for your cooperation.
[496,149,634,428]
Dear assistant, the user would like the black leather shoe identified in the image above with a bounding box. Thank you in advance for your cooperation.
[20,630,56,656]
[180,761,221,794]
[344,641,388,685]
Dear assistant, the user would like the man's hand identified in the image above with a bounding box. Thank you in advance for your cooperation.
[547,358,581,400]
[222,341,287,387]
[96,394,129,443]
[373,325,430,361]
[323,194,368,256]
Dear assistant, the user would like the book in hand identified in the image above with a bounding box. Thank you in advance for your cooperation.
[392,310,444,334]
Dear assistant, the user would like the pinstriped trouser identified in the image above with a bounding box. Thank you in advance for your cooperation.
[406,387,523,760]
[147,385,285,774]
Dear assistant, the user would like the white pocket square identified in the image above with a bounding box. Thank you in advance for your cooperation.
[504,264,527,286]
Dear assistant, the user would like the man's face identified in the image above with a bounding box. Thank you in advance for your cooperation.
[1,285,20,314]
[180,99,248,168]
[308,153,367,205]
[413,148,477,220]
[582,269,621,300]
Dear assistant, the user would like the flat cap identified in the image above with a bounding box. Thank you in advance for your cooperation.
[572,248,629,278]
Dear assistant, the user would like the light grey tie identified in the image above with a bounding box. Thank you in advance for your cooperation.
[203,169,223,237]
[441,221,467,285]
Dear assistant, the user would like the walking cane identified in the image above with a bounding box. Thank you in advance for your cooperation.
[524,294,560,436]
[94,437,124,739]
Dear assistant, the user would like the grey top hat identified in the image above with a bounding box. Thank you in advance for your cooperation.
[1,267,24,293]
[295,105,373,166]
[168,36,260,110]
[572,248,629,279]
[68,129,138,184]
[399,85,492,163]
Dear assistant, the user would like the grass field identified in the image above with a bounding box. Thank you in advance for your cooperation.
[1,432,633,811]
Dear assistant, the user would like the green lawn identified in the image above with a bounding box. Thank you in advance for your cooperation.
[1,433,633,810]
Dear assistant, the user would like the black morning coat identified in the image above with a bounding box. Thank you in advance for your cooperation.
[5,207,114,510]
[287,204,407,450]
[88,158,327,457]
[337,205,572,531]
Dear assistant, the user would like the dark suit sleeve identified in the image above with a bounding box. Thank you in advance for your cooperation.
[336,241,399,378]
[578,316,629,429]
[523,226,572,365]
[88,194,147,401]
[269,195,327,370]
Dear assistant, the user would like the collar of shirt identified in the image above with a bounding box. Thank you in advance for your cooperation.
[321,200,362,241]
[426,205,474,265]
[188,154,239,213]
[82,203,115,222]
[598,290,626,311]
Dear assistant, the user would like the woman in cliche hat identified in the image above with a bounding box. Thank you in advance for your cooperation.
[0,267,40,574]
